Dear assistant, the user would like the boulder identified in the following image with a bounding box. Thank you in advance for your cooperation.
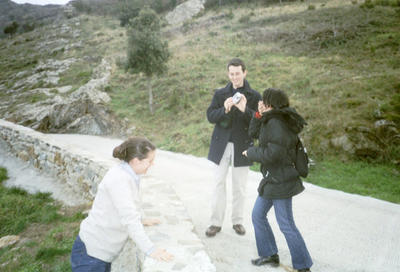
[12,58,76,91]
[165,0,206,25]
[0,235,20,249]
[40,59,123,135]
[330,120,399,159]
[45,98,123,135]
[331,135,354,153]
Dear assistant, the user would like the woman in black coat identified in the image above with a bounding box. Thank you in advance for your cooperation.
[243,88,313,272]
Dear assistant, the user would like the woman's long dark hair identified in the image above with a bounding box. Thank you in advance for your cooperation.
[263,88,289,109]
[112,137,155,162]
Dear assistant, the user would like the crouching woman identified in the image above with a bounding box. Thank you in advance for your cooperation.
[71,137,173,272]
[242,88,312,272]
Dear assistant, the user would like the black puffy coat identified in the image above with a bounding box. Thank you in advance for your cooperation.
[247,107,307,199]
[207,80,261,167]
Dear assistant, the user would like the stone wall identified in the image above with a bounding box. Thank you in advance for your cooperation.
[0,119,215,272]
[0,119,108,200]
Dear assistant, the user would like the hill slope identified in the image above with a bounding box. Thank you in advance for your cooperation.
[0,0,64,38]
[0,0,399,163]
[109,0,400,162]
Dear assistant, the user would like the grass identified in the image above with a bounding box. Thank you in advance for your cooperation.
[249,157,400,204]
[307,158,400,203]
[58,62,93,89]
[0,167,87,272]
[0,187,60,237]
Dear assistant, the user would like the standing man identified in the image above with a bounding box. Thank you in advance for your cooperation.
[206,58,261,237]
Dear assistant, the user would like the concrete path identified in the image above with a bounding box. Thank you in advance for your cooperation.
[50,134,400,272]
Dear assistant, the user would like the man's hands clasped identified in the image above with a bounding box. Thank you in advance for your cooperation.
[224,94,247,114]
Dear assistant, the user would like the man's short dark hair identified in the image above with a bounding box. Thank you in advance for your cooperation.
[227,58,246,72]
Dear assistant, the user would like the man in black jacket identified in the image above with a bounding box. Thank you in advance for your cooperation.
[205,58,261,237]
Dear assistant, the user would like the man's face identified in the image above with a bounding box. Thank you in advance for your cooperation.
[228,65,247,89]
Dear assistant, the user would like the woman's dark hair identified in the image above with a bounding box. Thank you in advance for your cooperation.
[112,137,155,162]
[227,58,246,72]
[262,88,290,109]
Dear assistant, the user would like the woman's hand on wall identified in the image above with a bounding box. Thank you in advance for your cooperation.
[150,247,174,262]
[142,218,161,226]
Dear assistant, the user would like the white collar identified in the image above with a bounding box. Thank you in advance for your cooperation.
[120,162,140,188]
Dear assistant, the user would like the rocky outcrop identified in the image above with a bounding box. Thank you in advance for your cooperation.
[63,3,78,19]
[165,0,206,25]
[0,16,125,136]
[330,120,400,161]
[0,235,20,249]
[39,58,125,135]
[2,57,124,135]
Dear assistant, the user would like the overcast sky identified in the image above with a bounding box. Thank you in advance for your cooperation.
[11,0,70,5]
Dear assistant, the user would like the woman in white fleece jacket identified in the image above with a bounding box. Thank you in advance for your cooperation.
[71,137,174,272]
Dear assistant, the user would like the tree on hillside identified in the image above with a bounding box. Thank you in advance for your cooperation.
[3,21,19,37]
[118,0,144,26]
[118,0,178,26]
[126,6,170,115]
[22,22,35,33]
[70,0,92,14]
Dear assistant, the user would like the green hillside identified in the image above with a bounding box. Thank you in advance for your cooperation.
[106,0,400,160]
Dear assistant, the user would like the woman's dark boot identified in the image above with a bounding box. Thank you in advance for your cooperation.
[251,254,279,267]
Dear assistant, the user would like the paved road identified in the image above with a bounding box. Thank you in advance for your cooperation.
[51,134,400,272]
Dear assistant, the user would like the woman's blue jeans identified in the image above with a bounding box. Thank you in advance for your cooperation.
[70,235,111,272]
[252,196,313,270]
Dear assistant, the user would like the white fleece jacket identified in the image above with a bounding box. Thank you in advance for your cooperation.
[79,163,154,262]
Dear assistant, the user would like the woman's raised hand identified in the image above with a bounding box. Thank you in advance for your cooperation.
[258,101,267,114]
[258,101,272,114]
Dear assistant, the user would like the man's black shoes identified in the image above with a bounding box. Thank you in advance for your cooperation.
[205,225,221,237]
[251,254,280,267]
[298,269,311,272]
[232,224,246,235]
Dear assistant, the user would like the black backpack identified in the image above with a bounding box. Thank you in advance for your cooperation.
[293,137,309,178]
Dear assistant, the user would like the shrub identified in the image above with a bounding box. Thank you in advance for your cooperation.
[0,167,7,184]
[119,1,141,27]
[71,0,92,13]
[374,0,400,6]
[239,14,251,23]
[3,21,19,36]
[22,22,35,33]
[360,0,375,8]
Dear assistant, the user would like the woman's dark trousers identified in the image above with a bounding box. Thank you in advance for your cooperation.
[252,196,313,270]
